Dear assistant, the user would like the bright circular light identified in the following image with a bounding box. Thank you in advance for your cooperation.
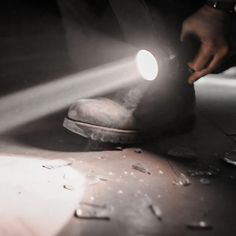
[135,49,158,81]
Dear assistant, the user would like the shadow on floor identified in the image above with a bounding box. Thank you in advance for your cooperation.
[10,110,124,152]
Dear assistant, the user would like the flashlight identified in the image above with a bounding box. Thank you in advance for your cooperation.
[134,45,176,84]
[135,49,159,81]
[135,34,201,83]
[135,38,200,83]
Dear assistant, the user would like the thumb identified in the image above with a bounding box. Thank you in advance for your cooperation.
[180,29,186,42]
[180,28,187,42]
[180,23,190,42]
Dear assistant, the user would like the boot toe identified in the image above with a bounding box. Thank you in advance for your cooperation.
[67,98,136,130]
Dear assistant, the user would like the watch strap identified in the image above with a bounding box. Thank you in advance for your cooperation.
[206,0,236,13]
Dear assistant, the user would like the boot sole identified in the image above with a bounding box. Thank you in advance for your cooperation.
[63,117,138,144]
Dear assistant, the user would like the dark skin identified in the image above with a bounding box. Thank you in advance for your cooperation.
[181,5,231,84]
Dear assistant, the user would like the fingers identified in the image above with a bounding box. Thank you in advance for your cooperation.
[180,27,188,42]
[188,43,213,71]
[188,49,227,84]
[180,21,192,42]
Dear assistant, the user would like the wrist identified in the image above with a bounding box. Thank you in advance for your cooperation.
[205,0,236,14]
[201,4,230,17]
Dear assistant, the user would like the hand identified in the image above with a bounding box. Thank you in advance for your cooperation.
[181,5,230,84]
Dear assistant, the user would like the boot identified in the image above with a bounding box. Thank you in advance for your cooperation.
[63,97,195,144]
[63,97,138,144]
[63,65,196,144]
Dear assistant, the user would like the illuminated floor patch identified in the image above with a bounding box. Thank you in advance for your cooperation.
[0,155,85,236]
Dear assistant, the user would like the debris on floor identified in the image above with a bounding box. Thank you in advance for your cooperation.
[186,221,213,230]
[200,178,211,185]
[86,173,108,185]
[172,173,191,186]
[42,159,73,170]
[75,202,111,220]
[187,167,219,177]
[167,146,197,160]
[134,148,143,154]
[168,161,191,186]
[132,163,151,175]
[149,204,162,221]
[63,184,74,191]
[115,146,123,151]
[222,151,236,167]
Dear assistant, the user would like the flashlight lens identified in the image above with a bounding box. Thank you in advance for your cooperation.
[136,50,158,81]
